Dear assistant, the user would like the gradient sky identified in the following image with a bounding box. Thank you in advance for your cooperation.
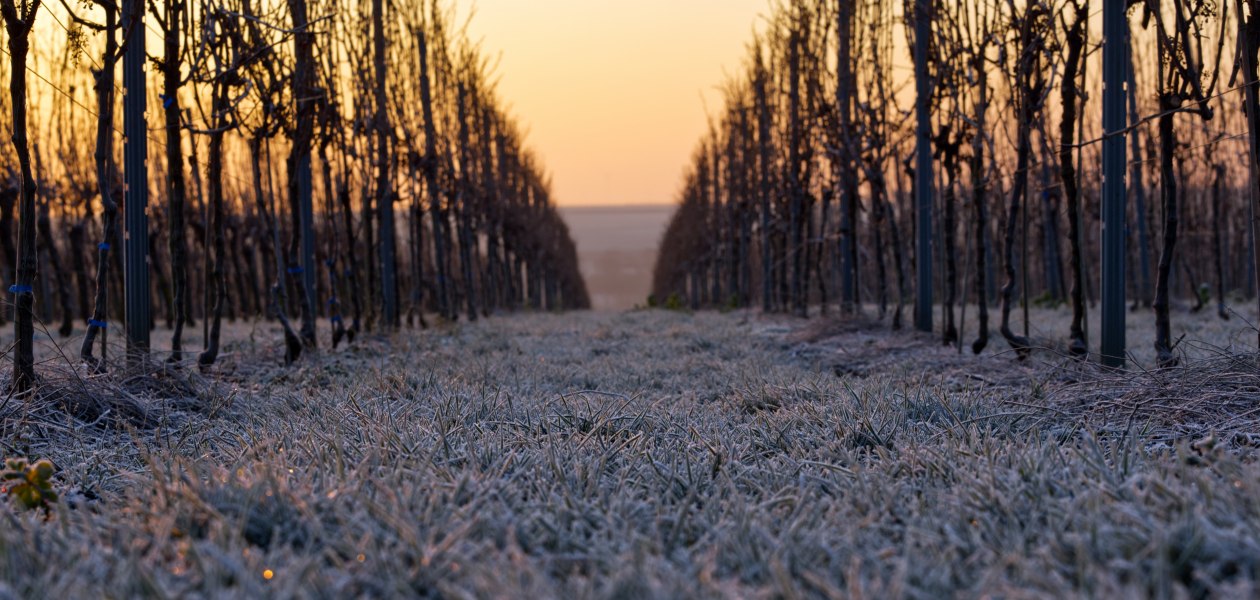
[463,0,768,206]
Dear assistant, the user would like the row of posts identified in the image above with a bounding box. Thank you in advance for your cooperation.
[115,1,1134,368]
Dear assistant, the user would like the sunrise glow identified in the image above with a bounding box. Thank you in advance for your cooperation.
[464,0,767,206]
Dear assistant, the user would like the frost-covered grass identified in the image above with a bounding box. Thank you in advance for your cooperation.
[0,306,1258,598]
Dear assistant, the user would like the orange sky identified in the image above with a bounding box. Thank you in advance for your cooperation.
[463,0,769,207]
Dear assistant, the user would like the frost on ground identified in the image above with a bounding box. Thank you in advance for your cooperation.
[0,307,1259,598]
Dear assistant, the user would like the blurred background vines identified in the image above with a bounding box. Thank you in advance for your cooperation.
[0,0,590,391]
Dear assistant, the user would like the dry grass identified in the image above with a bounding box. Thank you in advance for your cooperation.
[0,305,1257,598]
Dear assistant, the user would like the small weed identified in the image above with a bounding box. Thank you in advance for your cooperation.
[2,458,58,516]
[665,293,685,311]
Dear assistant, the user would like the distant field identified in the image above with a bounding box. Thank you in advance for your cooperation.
[559,204,674,311]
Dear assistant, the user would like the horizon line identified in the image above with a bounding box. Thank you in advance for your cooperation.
[558,202,677,210]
